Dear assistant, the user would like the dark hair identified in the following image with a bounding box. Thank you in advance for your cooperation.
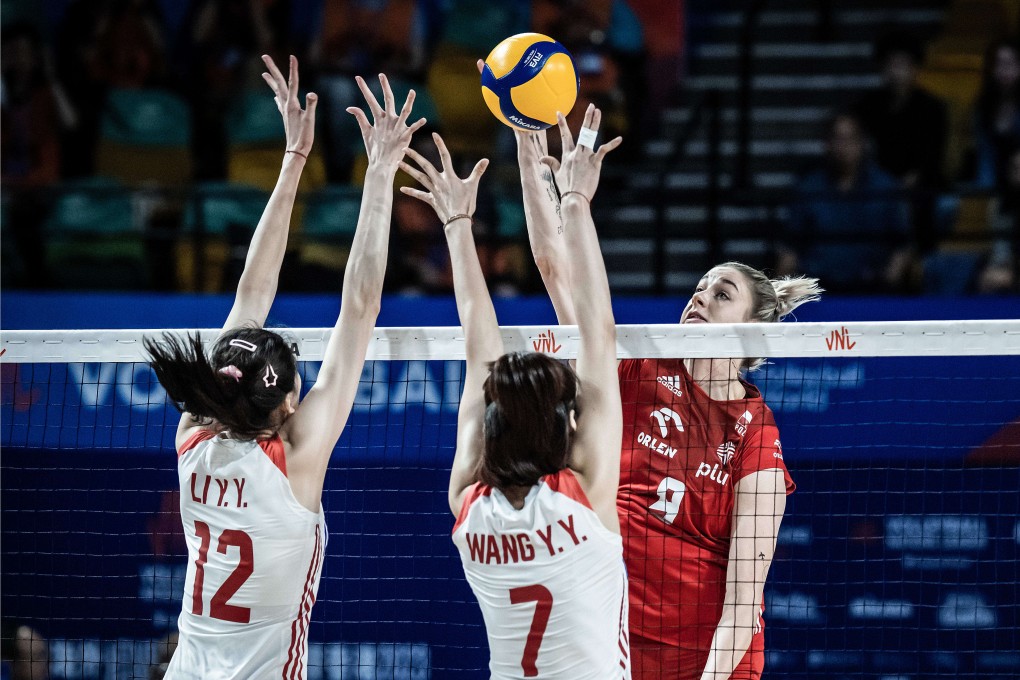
[144,328,298,440]
[977,39,1020,133]
[875,30,924,66]
[478,352,578,490]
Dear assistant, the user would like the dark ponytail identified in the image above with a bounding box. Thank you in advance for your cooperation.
[144,328,298,440]
[477,352,578,490]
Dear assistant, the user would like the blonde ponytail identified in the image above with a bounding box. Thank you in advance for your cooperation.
[771,275,824,321]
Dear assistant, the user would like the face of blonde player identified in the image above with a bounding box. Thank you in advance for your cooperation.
[680,266,756,325]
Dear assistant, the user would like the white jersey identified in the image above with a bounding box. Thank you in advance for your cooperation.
[165,430,326,680]
[452,469,630,679]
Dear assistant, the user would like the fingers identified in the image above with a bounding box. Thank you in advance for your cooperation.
[476,58,484,75]
[407,117,428,135]
[355,75,384,119]
[346,106,372,145]
[398,159,436,192]
[261,71,281,100]
[288,55,299,102]
[432,132,454,174]
[305,92,318,121]
[595,135,623,161]
[397,88,416,125]
[555,112,574,153]
[467,158,489,184]
[539,155,560,172]
[378,73,396,116]
[262,54,287,94]
[403,147,442,184]
[581,102,596,132]
[398,185,435,207]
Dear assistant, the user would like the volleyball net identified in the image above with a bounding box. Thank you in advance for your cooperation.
[2,321,1019,679]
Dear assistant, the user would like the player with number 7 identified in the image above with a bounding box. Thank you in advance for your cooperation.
[399,106,629,678]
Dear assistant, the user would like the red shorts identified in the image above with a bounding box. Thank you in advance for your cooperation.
[630,634,764,680]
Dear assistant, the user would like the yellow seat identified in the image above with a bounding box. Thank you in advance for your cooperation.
[427,46,499,156]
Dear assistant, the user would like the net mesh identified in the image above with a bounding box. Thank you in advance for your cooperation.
[2,323,1019,679]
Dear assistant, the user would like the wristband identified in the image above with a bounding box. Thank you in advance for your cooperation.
[286,149,308,160]
[444,213,472,227]
[560,191,591,204]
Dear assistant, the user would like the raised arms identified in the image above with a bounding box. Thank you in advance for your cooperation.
[399,133,497,515]
[222,55,316,332]
[281,75,426,502]
[543,106,623,527]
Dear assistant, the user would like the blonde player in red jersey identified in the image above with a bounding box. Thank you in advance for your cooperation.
[399,105,629,679]
[515,124,822,679]
[143,56,426,679]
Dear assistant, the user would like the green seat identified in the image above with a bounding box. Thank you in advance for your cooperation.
[495,196,526,239]
[43,179,147,289]
[441,0,529,54]
[302,185,362,241]
[226,90,284,146]
[45,178,135,235]
[101,89,191,147]
[185,183,270,236]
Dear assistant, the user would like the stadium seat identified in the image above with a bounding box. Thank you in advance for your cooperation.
[44,178,148,288]
[299,184,363,277]
[96,89,193,186]
[177,183,271,292]
[427,46,499,155]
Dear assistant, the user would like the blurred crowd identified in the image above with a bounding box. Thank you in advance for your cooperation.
[1,0,1017,296]
[780,31,1020,294]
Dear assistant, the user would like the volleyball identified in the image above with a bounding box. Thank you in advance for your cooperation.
[480,33,579,131]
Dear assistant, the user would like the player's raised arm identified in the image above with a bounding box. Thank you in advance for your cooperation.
[546,105,623,524]
[222,55,316,332]
[701,469,787,680]
[399,133,499,515]
[281,74,426,489]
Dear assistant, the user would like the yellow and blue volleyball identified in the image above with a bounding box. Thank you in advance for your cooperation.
[481,33,579,131]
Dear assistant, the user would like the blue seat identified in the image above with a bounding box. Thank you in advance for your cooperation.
[922,250,981,295]
[184,183,270,236]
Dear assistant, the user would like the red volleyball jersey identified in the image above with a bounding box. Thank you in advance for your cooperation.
[616,359,794,649]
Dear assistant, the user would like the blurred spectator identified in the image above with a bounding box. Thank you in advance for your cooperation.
[855,32,948,190]
[88,0,169,89]
[311,0,426,181]
[532,0,642,144]
[0,621,49,680]
[971,39,1020,190]
[182,0,290,179]
[1,22,77,288]
[782,112,912,293]
[976,142,1020,293]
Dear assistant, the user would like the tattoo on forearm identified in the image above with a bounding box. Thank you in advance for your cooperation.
[539,169,563,234]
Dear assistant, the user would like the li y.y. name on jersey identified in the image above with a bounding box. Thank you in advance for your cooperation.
[452,469,631,679]
[617,359,795,649]
[166,430,325,680]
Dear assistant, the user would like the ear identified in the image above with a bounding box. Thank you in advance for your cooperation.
[568,409,578,432]
[284,390,299,415]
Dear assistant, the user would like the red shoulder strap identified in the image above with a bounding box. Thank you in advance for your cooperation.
[452,483,492,534]
[257,434,288,477]
[177,430,216,458]
[544,468,593,510]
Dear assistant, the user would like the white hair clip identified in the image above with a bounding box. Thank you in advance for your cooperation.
[229,338,258,353]
[263,364,278,388]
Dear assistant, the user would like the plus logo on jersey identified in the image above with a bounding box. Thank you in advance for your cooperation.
[656,375,683,398]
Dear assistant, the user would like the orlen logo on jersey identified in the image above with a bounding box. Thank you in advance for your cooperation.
[773,439,784,459]
[650,407,684,437]
[734,410,753,437]
[656,375,683,398]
